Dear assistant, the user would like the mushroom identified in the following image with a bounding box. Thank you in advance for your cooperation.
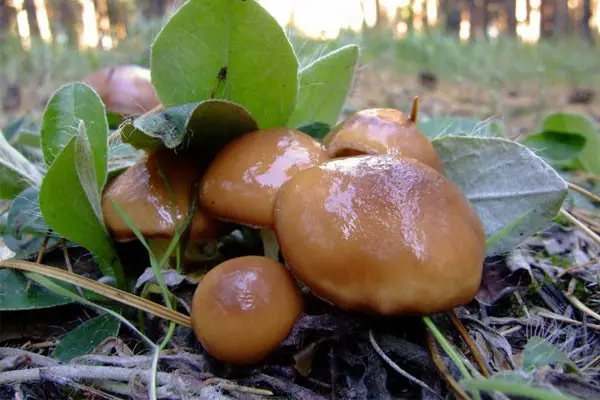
[323,98,444,173]
[198,127,329,260]
[102,148,228,264]
[190,255,303,365]
[83,64,161,118]
[273,154,485,316]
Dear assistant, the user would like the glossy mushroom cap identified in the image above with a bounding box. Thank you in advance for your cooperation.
[324,108,444,174]
[102,148,226,242]
[83,65,161,116]
[273,155,485,316]
[191,256,303,365]
[199,127,329,228]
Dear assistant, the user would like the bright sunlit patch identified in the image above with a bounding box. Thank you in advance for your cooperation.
[80,0,99,49]
[33,0,52,43]
[459,13,470,41]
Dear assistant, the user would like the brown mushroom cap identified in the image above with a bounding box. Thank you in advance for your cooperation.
[199,127,329,228]
[191,256,303,365]
[83,65,161,116]
[323,108,444,173]
[273,154,485,316]
[102,148,226,242]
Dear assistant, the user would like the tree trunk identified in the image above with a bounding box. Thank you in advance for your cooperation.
[554,0,569,35]
[445,0,461,35]
[582,0,593,43]
[0,1,17,36]
[505,0,516,36]
[540,0,555,38]
[23,0,39,38]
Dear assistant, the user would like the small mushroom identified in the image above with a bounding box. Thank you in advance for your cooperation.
[191,255,303,365]
[83,64,161,117]
[323,100,444,173]
[273,154,485,316]
[102,148,228,263]
[199,127,329,260]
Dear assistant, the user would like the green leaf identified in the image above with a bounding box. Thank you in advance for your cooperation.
[297,122,331,141]
[151,0,298,128]
[4,187,60,257]
[520,131,587,165]
[0,132,43,200]
[433,137,567,256]
[523,336,579,373]
[40,82,109,189]
[539,112,600,174]
[123,100,258,159]
[0,269,72,310]
[287,45,359,128]
[52,313,121,362]
[419,117,505,139]
[107,142,144,179]
[39,124,125,287]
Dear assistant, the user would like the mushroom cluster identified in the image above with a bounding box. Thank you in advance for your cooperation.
[101,100,486,366]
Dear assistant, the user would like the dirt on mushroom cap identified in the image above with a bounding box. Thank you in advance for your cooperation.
[324,108,445,174]
[273,154,485,316]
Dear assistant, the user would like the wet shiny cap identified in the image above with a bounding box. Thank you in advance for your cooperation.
[199,127,329,228]
[273,154,485,316]
[191,256,304,365]
[83,65,161,116]
[323,108,444,174]
[102,148,226,242]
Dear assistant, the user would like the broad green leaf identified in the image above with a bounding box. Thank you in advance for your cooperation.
[419,117,505,139]
[39,130,125,287]
[520,131,586,165]
[52,313,121,362]
[0,269,72,310]
[40,82,108,188]
[539,112,600,174]
[151,0,298,128]
[123,100,258,159]
[523,336,579,373]
[433,137,567,256]
[297,122,331,141]
[0,132,43,200]
[4,187,59,257]
[287,45,359,128]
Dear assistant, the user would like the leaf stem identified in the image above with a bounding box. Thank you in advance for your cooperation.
[559,208,600,246]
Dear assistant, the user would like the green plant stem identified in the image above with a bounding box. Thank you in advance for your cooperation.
[460,378,582,400]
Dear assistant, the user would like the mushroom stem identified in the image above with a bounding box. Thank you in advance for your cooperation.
[260,228,280,261]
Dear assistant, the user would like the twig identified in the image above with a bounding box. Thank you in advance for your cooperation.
[568,182,600,204]
[368,330,441,398]
[0,259,191,327]
[61,239,85,297]
[560,208,600,246]
[0,348,59,367]
[202,377,274,396]
[0,365,173,385]
[447,310,491,377]
[425,330,472,400]
[533,308,600,331]
[564,292,600,324]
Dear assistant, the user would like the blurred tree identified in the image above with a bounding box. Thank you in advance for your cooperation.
[0,1,17,37]
[505,0,516,35]
[554,0,569,35]
[582,0,594,43]
[540,0,555,38]
[24,0,39,37]
[444,0,461,35]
